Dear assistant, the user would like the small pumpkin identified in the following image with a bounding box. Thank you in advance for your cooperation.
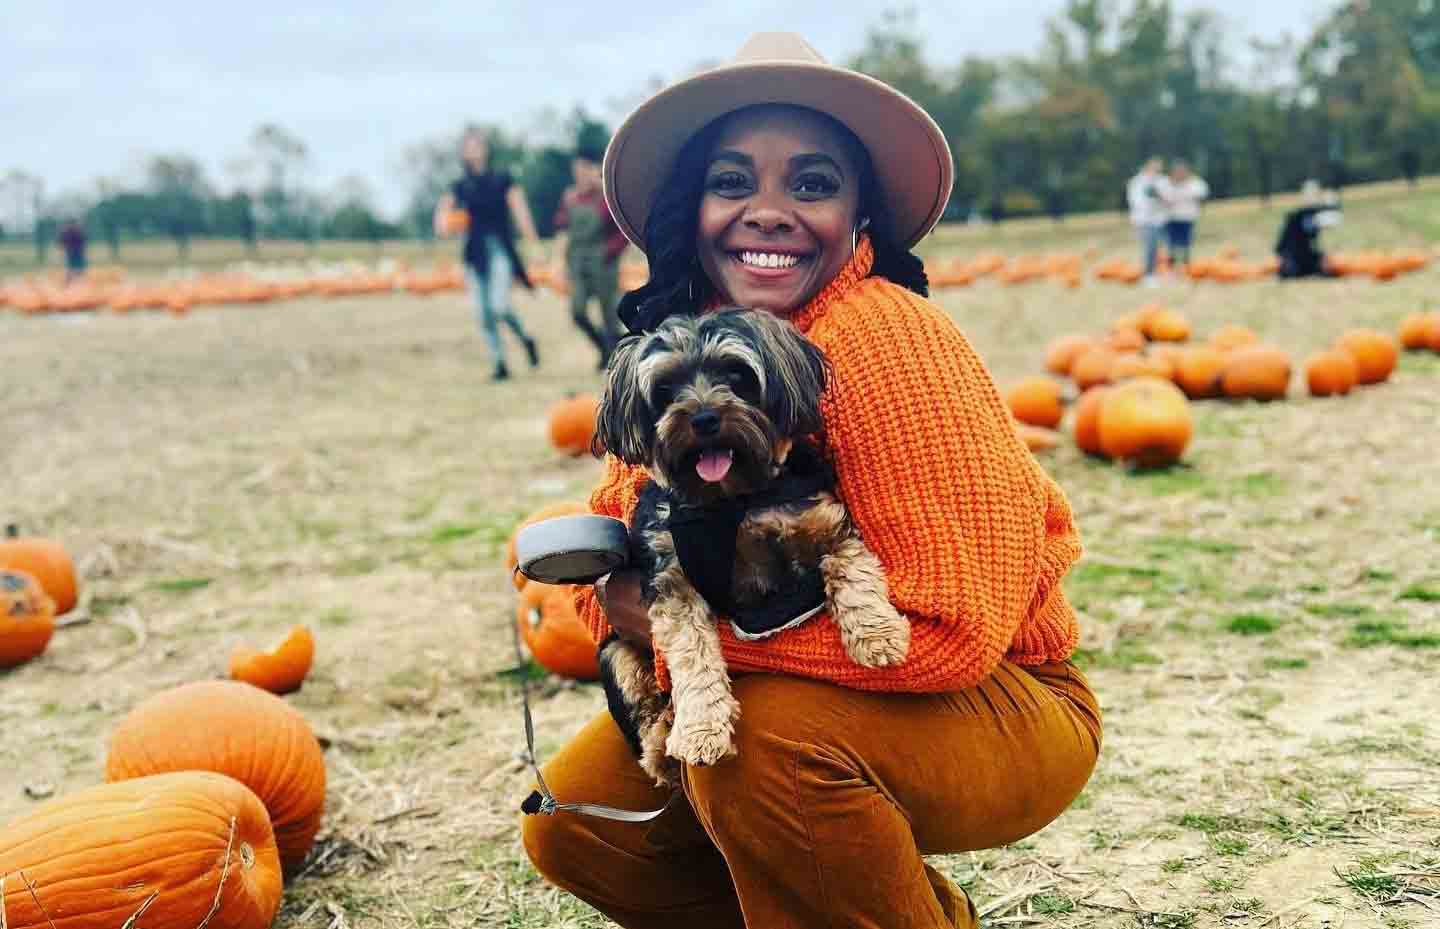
[1072,386,1111,456]
[229,625,315,695]
[547,393,601,457]
[1071,348,1117,391]
[1111,353,1175,382]
[0,771,282,929]
[1106,326,1147,354]
[1174,346,1227,399]
[1014,421,1061,453]
[1209,325,1259,353]
[1043,335,1096,377]
[0,525,78,614]
[1304,350,1358,397]
[1220,345,1292,401]
[1143,309,1192,343]
[1005,376,1065,429]
[0,570,56,669]
[1334,329,1399,385]
[1398,312,1440,351]
[516,581,600,680]
[1097,377,1193,468]
[504,500,592,590]
[106,680,326,877]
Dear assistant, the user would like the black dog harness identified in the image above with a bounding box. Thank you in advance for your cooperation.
[665,440,834,638]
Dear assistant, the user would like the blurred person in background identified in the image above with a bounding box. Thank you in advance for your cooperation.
[552,140,628,370]
[1126,157,1167,287]
[1276,180,1342,279]
[1162,160,1209,271]
[434,126,542,382]
[58,218,87,283]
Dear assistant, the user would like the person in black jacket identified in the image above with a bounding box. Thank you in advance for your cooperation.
[1276,181,1342,279]
[434,127,542,381]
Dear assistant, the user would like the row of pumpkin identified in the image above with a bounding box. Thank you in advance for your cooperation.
[1002,304,1436,467]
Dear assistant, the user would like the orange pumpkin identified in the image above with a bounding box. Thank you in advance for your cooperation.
[1174,346,1227,399]
[1071,348,1117,391]
[1072,386,1111,456]
[106,680,326,877]
[1111,353,1175,382]
[1143,309,1192,343]
[0,772,282,929]
[1220,345,1292,401]
[516,581,600,680]
[1106,326,1147,354]
[440,208,470,235]
[1014,422,1061,453]
[1335,329,1399,385]
[1148,344,1188,378]
[1209,325,1259,353]
[1398,312,1440,351]
[0,525,78,614]
[504,500,592,590]
[547,393,600,457]
[1097,377,1193,468]
[1043,335,1096,376]
[1005,376,1065,429]
[0,570,56,669]
[1305,350,1358,397]
[229,625,315,695]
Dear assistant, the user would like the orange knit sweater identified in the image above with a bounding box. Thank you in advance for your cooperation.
[573,239,1082,692]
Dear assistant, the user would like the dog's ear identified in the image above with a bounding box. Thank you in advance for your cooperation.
[749,313,831,436]
[594,334,656,465]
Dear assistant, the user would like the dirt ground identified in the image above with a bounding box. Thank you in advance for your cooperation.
[3,195,1438,928]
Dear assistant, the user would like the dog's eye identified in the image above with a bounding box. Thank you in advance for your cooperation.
[652,382,676,406]
[721,366,758,397]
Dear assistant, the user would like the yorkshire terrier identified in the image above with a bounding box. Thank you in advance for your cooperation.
[594,308,910,785]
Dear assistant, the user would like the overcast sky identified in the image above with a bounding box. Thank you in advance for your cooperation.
[6,1,1329,215]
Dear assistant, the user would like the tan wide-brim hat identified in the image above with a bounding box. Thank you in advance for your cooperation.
[603,32,954,252]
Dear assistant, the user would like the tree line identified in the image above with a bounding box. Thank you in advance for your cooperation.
[3,0,1436,263]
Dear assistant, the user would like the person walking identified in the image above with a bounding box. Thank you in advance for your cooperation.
[1126,157,1167,287]
[1163,161,1209,271]
[552,141,629,370]
[433,127,542,382]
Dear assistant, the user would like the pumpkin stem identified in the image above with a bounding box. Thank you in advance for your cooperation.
[240,842,256,870]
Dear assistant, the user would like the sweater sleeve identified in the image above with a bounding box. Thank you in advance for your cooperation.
[803,282,1081,688]
[571,454,650,644]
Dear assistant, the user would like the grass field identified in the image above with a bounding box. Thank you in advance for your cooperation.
[3,183,1438,928]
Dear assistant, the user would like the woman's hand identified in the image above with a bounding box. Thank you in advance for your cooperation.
[597,570,652,650]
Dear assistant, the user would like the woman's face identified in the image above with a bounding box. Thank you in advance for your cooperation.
[696,107,863,314]
[462,134,489,172]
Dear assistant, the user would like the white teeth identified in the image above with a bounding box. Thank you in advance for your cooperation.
[740,251,800,269]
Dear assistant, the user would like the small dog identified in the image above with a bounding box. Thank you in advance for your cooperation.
[594,308,910,785]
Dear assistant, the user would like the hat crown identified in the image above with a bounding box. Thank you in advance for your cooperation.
[730,32,827,66]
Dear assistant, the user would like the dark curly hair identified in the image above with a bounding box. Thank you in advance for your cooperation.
[616,106,930,333]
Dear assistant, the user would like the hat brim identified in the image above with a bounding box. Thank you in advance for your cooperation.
[603,62,954,252]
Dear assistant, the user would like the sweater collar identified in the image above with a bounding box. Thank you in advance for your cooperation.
[788,235,874,334]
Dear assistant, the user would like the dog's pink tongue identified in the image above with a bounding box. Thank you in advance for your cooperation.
[696,449,734,483]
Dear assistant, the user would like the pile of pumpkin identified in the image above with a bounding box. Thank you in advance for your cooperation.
[928,252,1086,289]
[1006,302,1410,468]
[1327,250,1432,281]
[2,539,325,929]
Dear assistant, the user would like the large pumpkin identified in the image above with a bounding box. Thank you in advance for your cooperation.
[105,680,326,877]
[1097,377,1193,468]
[1043,335,1096,377]
[0,525,78,614]
[547,393,600,457]
[516,581,600,680]
[504,500,591,590]
[0,771,282,929]
[1174,346,1227,399]
[1305,350,1358,397]
[229,625,315,695]
[1220,345,1292,401]
[1335,329,1399,385]
[1005,376,1065,429]
[1,570,56,669]
[1072,386,1110,457]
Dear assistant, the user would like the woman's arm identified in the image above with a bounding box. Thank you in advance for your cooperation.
[507,186,541,247]
[433,192,457,238]
[807,283,1081,689]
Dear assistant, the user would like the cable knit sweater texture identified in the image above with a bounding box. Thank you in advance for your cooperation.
[573,238,1082,692]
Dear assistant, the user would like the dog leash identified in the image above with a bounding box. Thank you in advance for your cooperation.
[513,569,668,823]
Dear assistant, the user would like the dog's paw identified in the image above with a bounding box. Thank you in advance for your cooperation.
[666,695,740,767]
[841,607,911,668]
[639,706,680,787]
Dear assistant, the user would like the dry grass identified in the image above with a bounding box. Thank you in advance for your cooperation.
[3,187,1438,928]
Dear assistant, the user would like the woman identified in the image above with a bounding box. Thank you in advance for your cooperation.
[1163,161,1209,271]
[1276,180,1342,279]
[521,33,1101,929]
[552,142,628,370]
[1126,157,1167,287]
[433,127,542,382]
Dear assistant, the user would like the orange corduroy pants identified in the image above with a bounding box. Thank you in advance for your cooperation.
[521,660,1102,928]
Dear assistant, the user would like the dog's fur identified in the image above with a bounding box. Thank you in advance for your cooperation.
[595,309,910,785]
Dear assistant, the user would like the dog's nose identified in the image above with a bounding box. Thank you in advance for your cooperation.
[691,410,721,436]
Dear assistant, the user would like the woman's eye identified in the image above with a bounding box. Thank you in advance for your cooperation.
[706,172,751,196]
[794,173,840,197]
